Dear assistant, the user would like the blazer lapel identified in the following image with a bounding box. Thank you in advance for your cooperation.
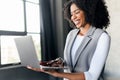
[66,29,79,68]
[73,27,96,68]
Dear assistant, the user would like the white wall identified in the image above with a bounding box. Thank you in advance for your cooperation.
[104,0,120,80]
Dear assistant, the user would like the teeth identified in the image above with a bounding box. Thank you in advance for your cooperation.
[74,21,79,25]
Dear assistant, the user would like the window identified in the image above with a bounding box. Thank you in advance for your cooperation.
[0,0,41,65]
[0,0,24,32]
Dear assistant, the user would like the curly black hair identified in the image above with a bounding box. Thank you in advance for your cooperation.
[64,0,110,29]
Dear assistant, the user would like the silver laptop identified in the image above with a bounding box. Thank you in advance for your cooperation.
[14,36,68,70]
[14,36,41,68]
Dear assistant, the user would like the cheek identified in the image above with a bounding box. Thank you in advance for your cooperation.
[79,15,86,23]
[76,14,83,21]
[78,12,85,21]
[76,14,82,19]
[81,14,86,21]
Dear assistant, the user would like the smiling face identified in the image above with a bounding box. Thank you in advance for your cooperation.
[70,3,86,29]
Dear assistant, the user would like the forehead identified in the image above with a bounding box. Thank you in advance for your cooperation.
[70,3,79,12]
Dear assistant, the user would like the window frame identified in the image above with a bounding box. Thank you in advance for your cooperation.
[0,0,41,67]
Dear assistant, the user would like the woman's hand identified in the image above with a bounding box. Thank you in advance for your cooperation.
[27,66,85,80]
[27,66,59,77]
[27,66,44,72]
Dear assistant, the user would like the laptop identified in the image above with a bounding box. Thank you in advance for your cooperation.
[14,36,68,70]
[14,36,41,68]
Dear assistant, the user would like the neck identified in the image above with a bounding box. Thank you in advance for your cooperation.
[79,23,91,36]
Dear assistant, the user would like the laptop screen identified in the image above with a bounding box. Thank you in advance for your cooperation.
[14,36,40,68]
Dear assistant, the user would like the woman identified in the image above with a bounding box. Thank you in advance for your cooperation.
[28,0,111,80]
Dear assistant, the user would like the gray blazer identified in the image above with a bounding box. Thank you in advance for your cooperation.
[64,26,110,79]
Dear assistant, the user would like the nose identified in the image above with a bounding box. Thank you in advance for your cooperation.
[71,14,77,21]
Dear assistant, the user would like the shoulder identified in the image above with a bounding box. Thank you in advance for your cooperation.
[65,29,79,43]
[95,28,111,40]
[100,31,111,41]
[67,29,79,37]
[98,32,111,46]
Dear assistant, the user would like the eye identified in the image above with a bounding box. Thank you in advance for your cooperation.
[75,10,80,14]
[71,10,80,16]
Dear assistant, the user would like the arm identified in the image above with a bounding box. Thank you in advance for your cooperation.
[27,66,85,80]
[84,32,111,80]
[45,71,85,80]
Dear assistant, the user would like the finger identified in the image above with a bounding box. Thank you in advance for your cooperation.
[27,66,32,69]
[27,66,43,72]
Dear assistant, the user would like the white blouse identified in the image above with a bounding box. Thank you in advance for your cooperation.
[71,32,110,80]
[71,35,84,65]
